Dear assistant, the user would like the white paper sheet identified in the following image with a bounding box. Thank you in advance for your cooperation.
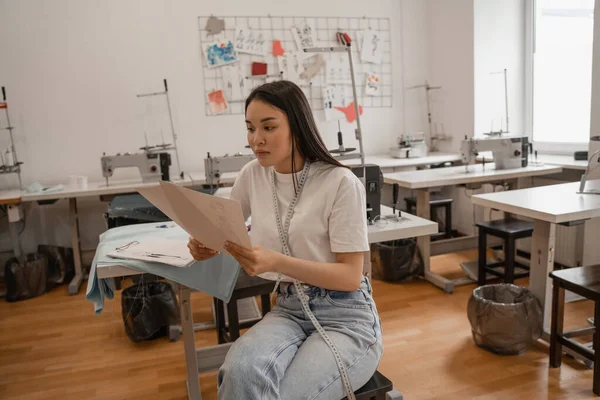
[137,182,251,254]
[107,238,194,268]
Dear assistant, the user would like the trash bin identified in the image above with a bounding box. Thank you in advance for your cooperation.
[370,238,423,282]
[121,281,181,342]
[467,284,542,355]
[4,253,49,302]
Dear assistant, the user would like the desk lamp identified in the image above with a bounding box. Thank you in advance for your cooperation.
[578,135,600,194]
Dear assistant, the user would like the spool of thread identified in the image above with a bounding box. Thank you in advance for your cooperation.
[5,149,13,166]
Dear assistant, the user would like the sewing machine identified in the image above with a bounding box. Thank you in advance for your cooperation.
[460,135,529,170]
[101,152,171,185]
[204,152,255,187]
[351,164,382,223]
[390,133,428,159]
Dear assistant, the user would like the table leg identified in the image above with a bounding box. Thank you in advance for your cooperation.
[8,221,22,257]
[179,285,202,400]
[528,220,556,332]
[68,198,83,295]
[416,189,455,293]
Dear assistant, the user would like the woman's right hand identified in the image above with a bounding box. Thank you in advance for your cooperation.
[188,237,219,261]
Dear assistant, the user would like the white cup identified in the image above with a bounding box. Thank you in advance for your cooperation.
[77,176,88,189]
[68,175,78,187]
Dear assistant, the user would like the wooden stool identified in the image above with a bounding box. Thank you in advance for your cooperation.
[476,219,533,286]
[346,370,403,400]
[213,273,275,343]
[405,197,453,239]
[549,265,600,395]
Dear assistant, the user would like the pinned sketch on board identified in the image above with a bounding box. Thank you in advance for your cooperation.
[291,22,315,50]
[360,30,383,64]
[222,65,248,102]
[204,41,238,68]
[326,58,352,84]
[278,52,305,81]
[251,62,268,76]
[207,89,229,115]
[364,72,380,96]
[205,16,225,35]
[322,86,347,121]
[234,27,268,56]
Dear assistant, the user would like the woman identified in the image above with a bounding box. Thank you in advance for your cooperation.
[188,80,382,400]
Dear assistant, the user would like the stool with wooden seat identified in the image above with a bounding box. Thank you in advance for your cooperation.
[549,265,600,396]
[405,197,453,239]
[476,219,533,286]
[346,370,403,399]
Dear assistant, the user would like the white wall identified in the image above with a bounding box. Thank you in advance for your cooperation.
[0,0,406,190]
[0,0,414,255]
[426,0,475,154]
[474,0,525,137]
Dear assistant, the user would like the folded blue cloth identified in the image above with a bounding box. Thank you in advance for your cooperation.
[85,222,241,314]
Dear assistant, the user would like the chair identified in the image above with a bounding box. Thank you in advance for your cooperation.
[549,264,600,395]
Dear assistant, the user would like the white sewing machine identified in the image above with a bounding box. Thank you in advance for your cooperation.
[390,133,428,159]
[204,152,255,187]
[101,152,171,186]
[460,135,529,170]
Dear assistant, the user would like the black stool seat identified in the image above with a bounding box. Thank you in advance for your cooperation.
[345,370,402,400]
[476,219,533,286]
[549,264,600,395]
[476,219,534,238]
[405,197,453,240]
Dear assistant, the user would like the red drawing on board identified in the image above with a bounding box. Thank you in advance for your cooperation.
[334,102,363,123]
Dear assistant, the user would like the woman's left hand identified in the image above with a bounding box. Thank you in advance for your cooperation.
[223,241,282,276]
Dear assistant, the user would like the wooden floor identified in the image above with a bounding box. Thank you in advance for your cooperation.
[0,250,597,400]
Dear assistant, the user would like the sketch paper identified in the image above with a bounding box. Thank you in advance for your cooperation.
[322,86,345,121]
[107,238,194,268]
[234,27,267,56]
[207,89,229,115]
[335,102,364,123]
[326,58,352,84]
[278,52,304,81]
[360,30,383,64]
[222,65,248,101]
[291,22,315,50]
[137,182,251,254]
[204,41,238,68]
[365,72,380,96]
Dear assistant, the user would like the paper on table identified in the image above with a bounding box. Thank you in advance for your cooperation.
[137,181,251,254]
[107,238,194,268]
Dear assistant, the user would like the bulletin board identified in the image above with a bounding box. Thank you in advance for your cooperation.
[198,15,393,118]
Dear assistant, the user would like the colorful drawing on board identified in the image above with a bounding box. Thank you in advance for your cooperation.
[272,40,285,56]
[335,102,363,123]
[234,27,267,56]
[207,89,229,115]
[204,40,238,68]
[365,72,380,96]
[251,62,268,76]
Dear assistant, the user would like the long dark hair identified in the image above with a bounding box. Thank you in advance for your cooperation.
[245,80,348,191]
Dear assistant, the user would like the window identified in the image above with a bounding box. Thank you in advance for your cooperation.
[529,0,594,149]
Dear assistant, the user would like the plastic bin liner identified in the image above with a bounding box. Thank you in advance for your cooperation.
[121,281,180,342]
[370,238,423,281]
[5,253,48,302]
[467,284,542,355]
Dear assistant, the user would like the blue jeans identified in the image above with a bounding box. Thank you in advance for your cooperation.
[217,277,383,400]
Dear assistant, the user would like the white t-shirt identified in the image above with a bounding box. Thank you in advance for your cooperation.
[230,159,369,282]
